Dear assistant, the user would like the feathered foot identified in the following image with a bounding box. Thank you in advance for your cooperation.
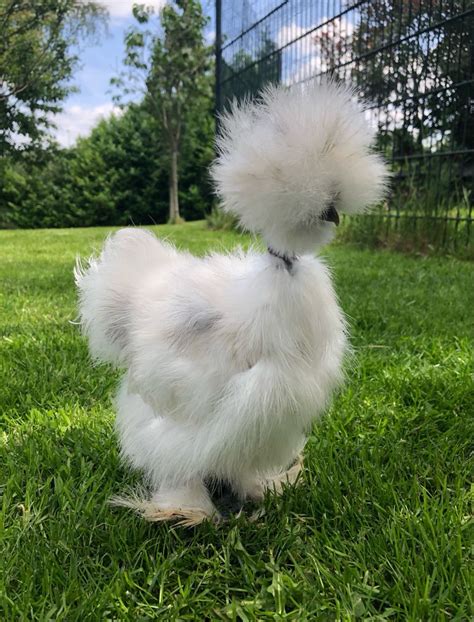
[110,480,219,527]
[264,454,304,495]
[141,506,218,527]
[239,454,304,504]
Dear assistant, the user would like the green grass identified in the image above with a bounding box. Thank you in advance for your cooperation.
[1,222,472,620]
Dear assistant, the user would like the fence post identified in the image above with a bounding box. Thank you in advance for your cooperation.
[215,0,222,127]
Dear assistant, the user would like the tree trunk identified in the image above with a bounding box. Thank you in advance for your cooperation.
[168,147,181,224]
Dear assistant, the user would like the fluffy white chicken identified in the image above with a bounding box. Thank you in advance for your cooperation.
[76,81,388,525]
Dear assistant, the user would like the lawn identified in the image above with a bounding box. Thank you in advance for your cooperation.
[1,222,472,620]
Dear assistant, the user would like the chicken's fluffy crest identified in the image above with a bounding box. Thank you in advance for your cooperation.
[211,80,387,253]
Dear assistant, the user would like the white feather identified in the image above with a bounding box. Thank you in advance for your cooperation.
[212,80,388,254]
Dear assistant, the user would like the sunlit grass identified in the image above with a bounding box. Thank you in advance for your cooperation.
[1,222,472,619]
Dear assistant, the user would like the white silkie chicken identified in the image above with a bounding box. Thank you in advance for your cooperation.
[76,81,387,526]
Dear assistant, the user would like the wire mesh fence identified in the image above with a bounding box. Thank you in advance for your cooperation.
[215,0,474,255]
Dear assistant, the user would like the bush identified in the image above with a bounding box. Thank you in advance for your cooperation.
[205,204,240,231]
[0,103,214,229]
[338,162,473,259]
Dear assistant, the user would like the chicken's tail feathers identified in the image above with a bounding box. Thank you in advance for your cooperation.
[75,228,176,366]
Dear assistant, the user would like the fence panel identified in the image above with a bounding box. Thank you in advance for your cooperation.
[215,0,474,254]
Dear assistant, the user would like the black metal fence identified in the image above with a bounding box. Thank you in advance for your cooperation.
[215,0,474,255]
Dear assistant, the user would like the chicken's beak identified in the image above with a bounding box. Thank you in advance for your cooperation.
[320,204,340,226]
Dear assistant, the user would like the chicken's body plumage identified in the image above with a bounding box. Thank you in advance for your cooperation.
[76,81,388,523]
[77,229,346,513]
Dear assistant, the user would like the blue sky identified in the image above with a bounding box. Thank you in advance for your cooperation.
[53,0,214,147]
[52,1,357,147]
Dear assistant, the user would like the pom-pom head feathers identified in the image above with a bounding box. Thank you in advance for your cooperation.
[211,81,389,254]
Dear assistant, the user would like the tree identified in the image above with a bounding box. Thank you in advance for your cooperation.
[0,0,106,155]
[307,0,472,211]
[219,33,282,111]
[0,101,214,228]
[112,1,211,223]
[331,1,472,160]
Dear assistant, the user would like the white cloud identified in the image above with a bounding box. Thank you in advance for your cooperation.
[100,0,166,19]
[276,23,308,49]
[52,102,122,147]
[204,27,215,46]
[277,17,355,86]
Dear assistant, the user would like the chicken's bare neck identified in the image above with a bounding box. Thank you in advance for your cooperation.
[267,247,298,274]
